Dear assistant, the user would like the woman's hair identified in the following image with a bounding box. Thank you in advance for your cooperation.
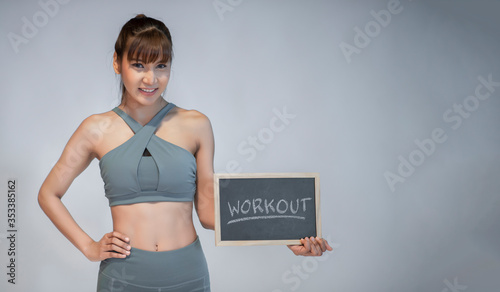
[114,14,173,102]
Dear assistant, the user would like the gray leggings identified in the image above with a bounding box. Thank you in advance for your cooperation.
[97,237,210,292]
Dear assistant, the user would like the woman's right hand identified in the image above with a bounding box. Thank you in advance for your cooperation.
[84,231,131,262]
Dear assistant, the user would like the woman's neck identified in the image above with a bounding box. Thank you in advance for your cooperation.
[119,97,168,126]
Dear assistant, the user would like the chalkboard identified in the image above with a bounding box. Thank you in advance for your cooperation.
[214,173,321,246]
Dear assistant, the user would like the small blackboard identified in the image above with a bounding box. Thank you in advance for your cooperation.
[214,173,321,246]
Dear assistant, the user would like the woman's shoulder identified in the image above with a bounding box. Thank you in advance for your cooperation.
[171,105,212,128]
[74,110,120,137]
[170,105,214,146]
[172,105,208,118]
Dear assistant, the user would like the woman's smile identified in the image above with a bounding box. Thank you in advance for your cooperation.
[139,88,158,96]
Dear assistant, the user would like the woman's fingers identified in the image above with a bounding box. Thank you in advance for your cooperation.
[288,236,334,257]
[287,238,307,256]
[309,237,322,256]
[105,250,127,259]
[100,231,131,259]
[302,237,311,254]
[108,234,131,253]
[314,237,333,252]
[107,231,130,246]
[84,232,131,262]
[322,238,333,251]
[104,241,130,257]
[299,237,319,256]
[110,231,130,242]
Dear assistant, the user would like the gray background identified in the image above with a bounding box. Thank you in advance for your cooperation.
[1,0,499,291]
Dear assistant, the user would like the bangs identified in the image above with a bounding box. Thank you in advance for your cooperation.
[126,29,172,64]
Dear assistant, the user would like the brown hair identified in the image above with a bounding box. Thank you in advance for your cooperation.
[114,14,173,102]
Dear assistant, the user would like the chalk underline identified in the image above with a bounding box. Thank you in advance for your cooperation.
[227,215,306,225]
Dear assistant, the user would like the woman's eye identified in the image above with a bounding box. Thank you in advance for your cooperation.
[132,63,144,68]
[157,64,168,69]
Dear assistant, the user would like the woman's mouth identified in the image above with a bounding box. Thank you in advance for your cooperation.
[139,88,157,93]
[139,88,158,96]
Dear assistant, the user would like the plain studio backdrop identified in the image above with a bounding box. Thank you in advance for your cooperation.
[1,0,499,291]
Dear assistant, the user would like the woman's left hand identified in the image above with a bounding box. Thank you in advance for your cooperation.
[287,236,333,256]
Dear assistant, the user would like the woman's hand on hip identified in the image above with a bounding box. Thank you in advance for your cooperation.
[84,231,131,262]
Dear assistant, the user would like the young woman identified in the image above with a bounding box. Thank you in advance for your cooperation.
[38,14,332,292]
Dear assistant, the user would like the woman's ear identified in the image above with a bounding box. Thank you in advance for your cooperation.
[113,52,121,74]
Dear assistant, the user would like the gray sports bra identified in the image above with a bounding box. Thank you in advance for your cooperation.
[99,103,196,206]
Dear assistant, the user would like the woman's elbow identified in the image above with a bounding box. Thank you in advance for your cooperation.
[37,188,51,212]
[37,187,46,207]
[198,213,215,230]
[37,186,60,211]
[200,221,214,230]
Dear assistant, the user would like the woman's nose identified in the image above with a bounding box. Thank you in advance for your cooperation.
[143,70,156,85]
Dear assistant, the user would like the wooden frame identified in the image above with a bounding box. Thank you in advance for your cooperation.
[214,172,321,246]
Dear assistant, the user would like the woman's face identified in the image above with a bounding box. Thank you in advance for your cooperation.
[114,52,171,106]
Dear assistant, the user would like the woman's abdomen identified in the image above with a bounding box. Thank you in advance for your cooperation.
[110,201,197,251]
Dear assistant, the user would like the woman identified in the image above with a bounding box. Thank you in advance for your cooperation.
[38,14,331,292]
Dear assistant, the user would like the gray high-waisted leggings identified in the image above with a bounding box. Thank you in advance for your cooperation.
[97,237,210,292]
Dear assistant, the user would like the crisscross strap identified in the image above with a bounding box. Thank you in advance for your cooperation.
[112,103,175,134]
[111,103,176,158]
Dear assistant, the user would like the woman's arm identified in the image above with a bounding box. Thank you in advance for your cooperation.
[192,112,216,230]
[190,111,332,257]
[38,116,130,261]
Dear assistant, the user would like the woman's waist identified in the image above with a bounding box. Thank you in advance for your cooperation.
[111,201,197,251]
[113,221,197,251]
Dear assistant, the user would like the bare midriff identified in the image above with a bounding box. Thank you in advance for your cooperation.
[111,201,197,252]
